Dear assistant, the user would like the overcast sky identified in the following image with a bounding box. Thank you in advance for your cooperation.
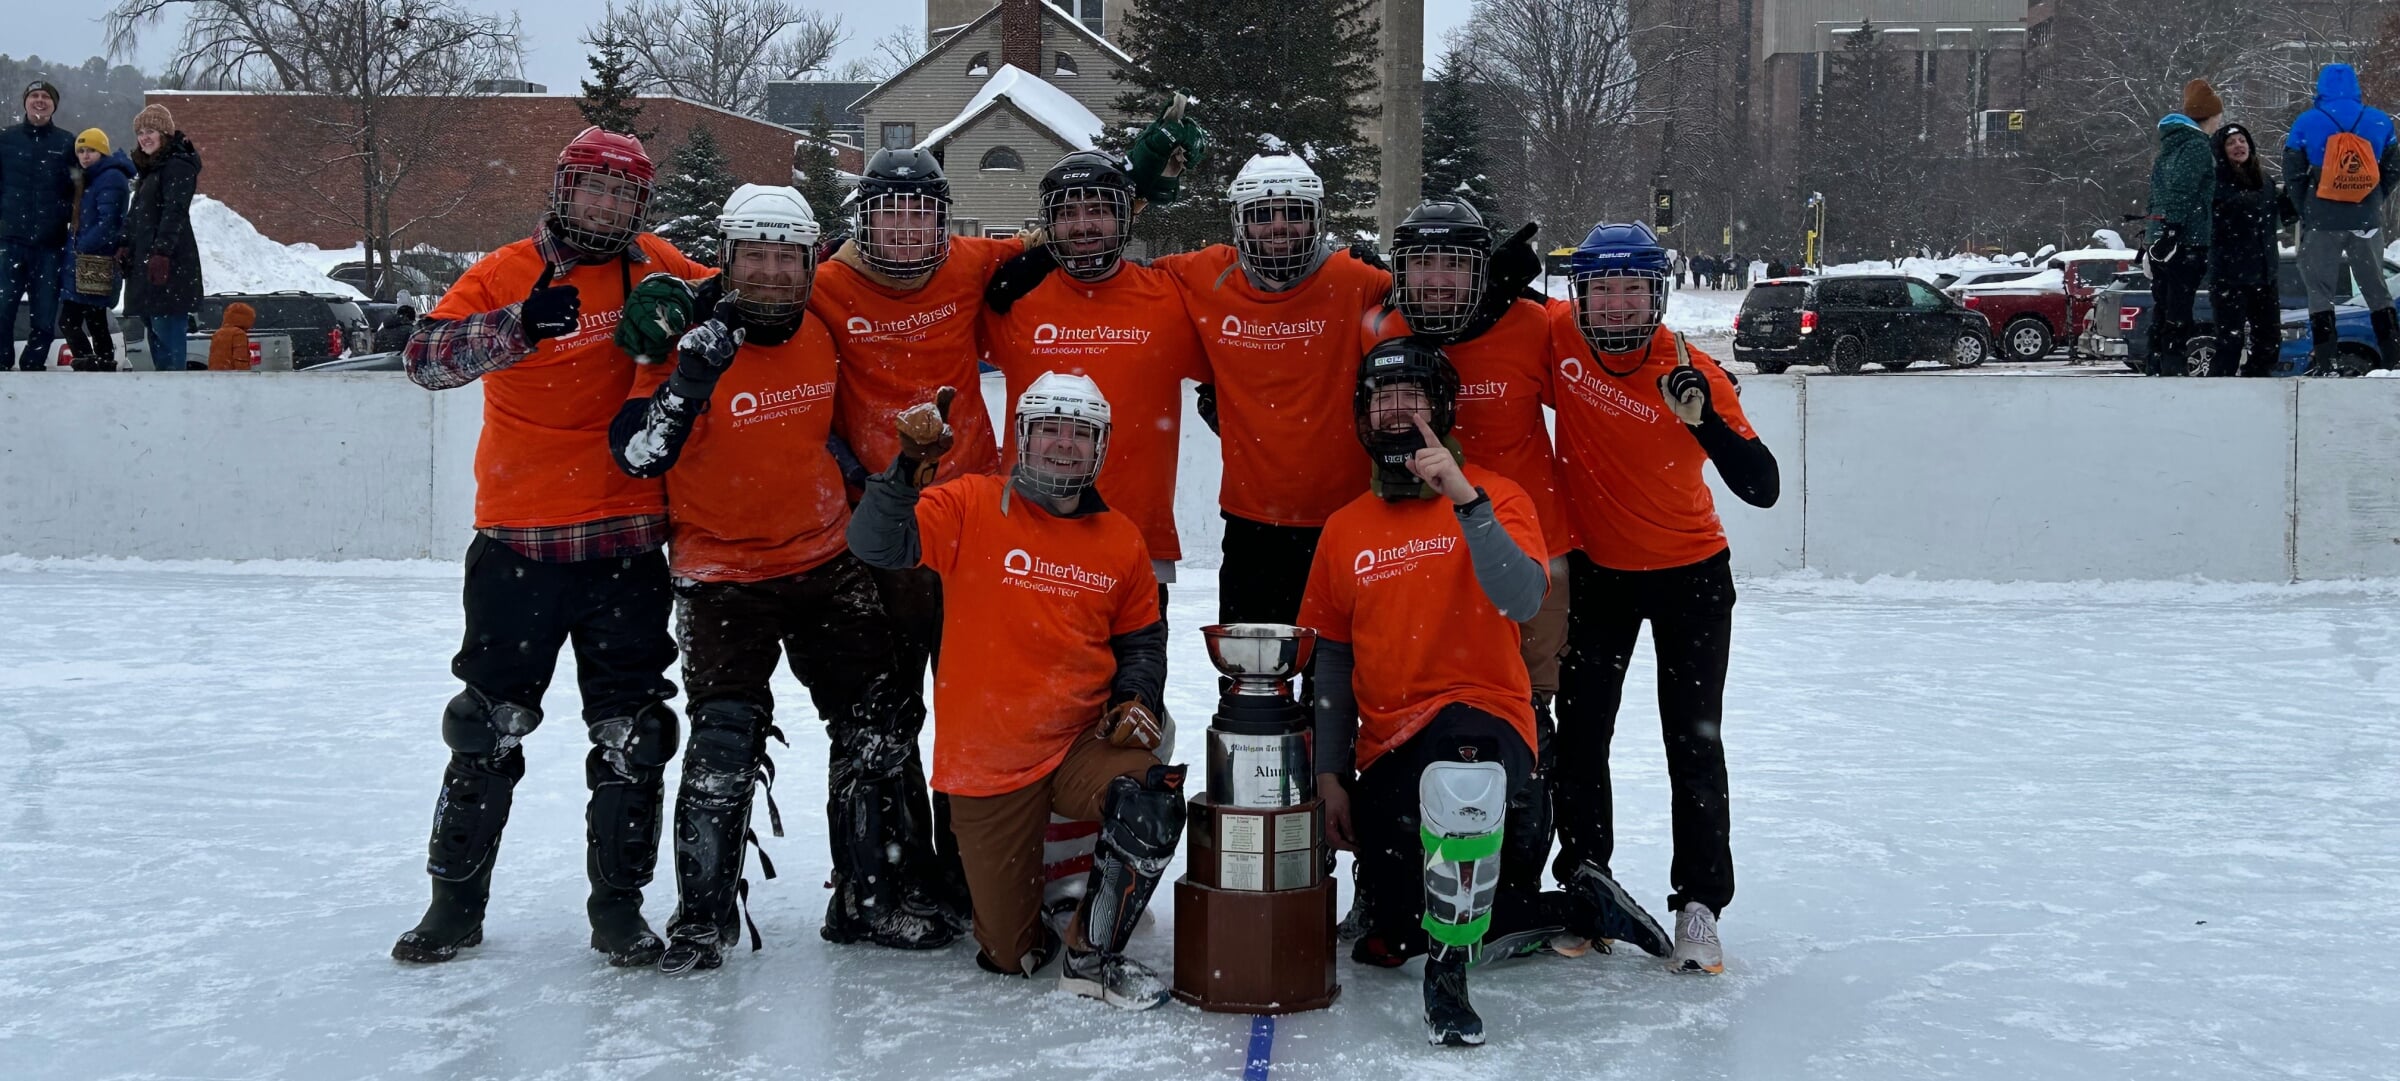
[14,1,1477,94]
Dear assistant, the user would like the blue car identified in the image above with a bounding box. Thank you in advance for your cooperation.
[2269,304,2379,376]
[2085,252,2397,374]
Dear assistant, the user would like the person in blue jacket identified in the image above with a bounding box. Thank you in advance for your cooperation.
[61,129,132,371]
[2282,63,2400,373]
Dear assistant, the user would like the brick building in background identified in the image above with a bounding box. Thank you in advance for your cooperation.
[146,91,858,255]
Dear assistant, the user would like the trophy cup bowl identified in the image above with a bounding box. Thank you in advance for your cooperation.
[1201,624,1317,692]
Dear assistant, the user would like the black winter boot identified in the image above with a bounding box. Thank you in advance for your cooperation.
[2372,308,2399,371]
[392,865,493,963]
[2307,311,2342,375]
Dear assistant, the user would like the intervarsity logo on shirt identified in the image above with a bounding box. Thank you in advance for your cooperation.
[1001,547,1120,596]
[1217,314,1328,347]
[1555,355,1660,424]
[548,306,624,351]
[1351,534,1458,585]
[1458,378,1508,402]
[841,302,963,341]
[726,379,835,425]
[1033,322,1154,347]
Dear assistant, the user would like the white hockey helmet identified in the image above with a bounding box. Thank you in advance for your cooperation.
[1014,371,1112,500]
[717,183,820,322]
[1228,153,1325,285]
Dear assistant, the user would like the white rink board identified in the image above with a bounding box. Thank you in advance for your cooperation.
[2294,379,2400,579]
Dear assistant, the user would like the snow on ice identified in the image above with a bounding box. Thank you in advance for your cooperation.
[190,196,366,300]
[3,561,2394,1080]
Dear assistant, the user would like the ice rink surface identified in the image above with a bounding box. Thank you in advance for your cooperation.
[4,561,2395,1080]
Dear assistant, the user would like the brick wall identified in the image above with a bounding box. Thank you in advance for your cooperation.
[147,92,855,254]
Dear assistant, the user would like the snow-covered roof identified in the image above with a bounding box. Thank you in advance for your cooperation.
[915,64,1104,152]
[1958,268,2063,293]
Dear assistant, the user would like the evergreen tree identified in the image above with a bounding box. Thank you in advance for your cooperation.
[1804,22,1923,257]
[796,105,849,233]
[579,33,654,141]
[1106,0,1383,253]
[1421,46,1500,223]
[651,124,740,265]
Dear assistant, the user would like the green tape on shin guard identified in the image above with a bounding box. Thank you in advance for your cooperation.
[1423,909,1493,948]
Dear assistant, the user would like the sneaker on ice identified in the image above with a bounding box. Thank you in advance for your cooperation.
[1059,948,1170,1011]
[1565,863,1671,958]
[1669,902,1724,975]
[1422,954,1485,1047]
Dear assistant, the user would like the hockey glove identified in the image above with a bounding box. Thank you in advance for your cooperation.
[618,272,723,362]
[1349,240,1389,271]
[1658,334,1711,427]
[985,244,1059,314]
[894,386,957,488]
[666,299,745,401]
[1126,93,1209,205]
[1491,222,1543,298]
[2147,223,2184,271]
[1098,699,1163,751]
[519,264,583,344]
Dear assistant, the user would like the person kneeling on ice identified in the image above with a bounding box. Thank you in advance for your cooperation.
[845,371,1187,1010]
[1305,337,1554,1047]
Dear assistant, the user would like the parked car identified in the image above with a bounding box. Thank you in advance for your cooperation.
[1937,266,2043,294]
[2083,253,2400,374]
[1956,249,2137,362]
[193,292,369,370]
[328,260,437,302]
[1733,274,1992,374]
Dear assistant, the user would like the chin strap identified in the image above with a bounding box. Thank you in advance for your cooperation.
[1366,435,1465,501]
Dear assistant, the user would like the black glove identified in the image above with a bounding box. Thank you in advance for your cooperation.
[985,244,1059,314]
[1348,240,1388,271]
[519,264,582,344]
[2148,223,2184,268]
[1490,222,1542,298]
[1657,335,1713,427]
[1195,382,1220,435]
[666,299,744,400]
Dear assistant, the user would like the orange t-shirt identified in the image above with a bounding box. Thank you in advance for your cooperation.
[629,313,849,582]
[430,233,708,529]
[1545,314,1755,571]
[1154,245,1392,527]
[1297,466,1544,769]
[982,262,1209,562]
[809,235,1022,484]
[914,474,1162,797]
[1366,299,1568,559]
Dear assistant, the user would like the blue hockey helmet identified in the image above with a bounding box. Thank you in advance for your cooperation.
[1568,221,1669,355]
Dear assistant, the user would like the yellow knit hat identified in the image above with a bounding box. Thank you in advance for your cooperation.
[75,128,110,155]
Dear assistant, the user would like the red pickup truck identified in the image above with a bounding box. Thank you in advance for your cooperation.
[1956,249,2137,361]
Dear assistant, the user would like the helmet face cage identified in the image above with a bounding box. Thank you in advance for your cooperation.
[721,238,816,324]
[1393,245,1489,335]
[1042,185,1132,280]
[1232,195,1322,284]
[1572,267,1667,354]
[857,191,951,278]
[1014,412,1110,500]
[551,165,653,256]
[1353,345,1461,458]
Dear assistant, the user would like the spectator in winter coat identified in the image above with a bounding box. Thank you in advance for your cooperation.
[2281,63,2400,374]
[122,104,204,371]
[206,301,253,370]
[371,302,416,354]
[1766,259,1787,279]
[61,129,131,372]
[2210,123,2283,377]
[0,80,77,371]
[2144,79,2222,377]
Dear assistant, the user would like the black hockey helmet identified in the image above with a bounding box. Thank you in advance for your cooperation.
[1040,151,1135,280]
[856,147,952,278]
[1390,200,1495,336]
[1355,336,1462,496]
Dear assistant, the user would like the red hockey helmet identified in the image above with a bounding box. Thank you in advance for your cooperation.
[551,126,655,255]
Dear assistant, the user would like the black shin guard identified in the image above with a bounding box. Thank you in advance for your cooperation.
[669,700,772,953]
[1077,765,1187,954]
[585,701,679,964]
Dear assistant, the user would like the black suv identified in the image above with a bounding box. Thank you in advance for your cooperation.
[1734,275,1994,374]
[193,292,370,369]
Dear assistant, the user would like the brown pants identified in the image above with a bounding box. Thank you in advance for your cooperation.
[948,734,1162,971]
[1522,556,1572,696]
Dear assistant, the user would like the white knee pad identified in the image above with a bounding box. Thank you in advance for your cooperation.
[1420,760,1508,958]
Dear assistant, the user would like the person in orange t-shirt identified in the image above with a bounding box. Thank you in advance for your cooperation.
[1151,152,1393,626]
[846,372,1188,1013]
[1299,338,1550,1048]
[1545,221,1781,979]
[393,128,707,970]
[605,185,951,974]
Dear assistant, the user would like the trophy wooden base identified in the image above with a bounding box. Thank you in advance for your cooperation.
[1169,875,1340,1014]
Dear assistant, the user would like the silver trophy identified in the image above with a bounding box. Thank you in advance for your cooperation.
[1200,624,1318,809]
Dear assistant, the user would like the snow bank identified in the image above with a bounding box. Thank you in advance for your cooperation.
[1819,253,2009,281]
[1956,267,2063,293]
[191,196,364,299]
[1540,276,1744,335]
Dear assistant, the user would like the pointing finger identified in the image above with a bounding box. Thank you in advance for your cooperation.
[1675,332,1692,368]
[1412,415,1442,449]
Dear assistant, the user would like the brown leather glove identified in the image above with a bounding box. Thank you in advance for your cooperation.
[893,386,957,487]
[1097,699,1162,751]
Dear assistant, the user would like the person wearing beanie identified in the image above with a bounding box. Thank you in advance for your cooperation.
[2283,63,2400,375]
[0,78,78,370]
[122,101,204,370]
[59,126,135,371]
[2144,79,2223,376]
[2210,122,2284,377]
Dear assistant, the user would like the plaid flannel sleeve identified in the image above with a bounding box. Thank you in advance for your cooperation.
[403,305,532,390]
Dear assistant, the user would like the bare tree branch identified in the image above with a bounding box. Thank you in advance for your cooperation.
[591,0,843,115]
